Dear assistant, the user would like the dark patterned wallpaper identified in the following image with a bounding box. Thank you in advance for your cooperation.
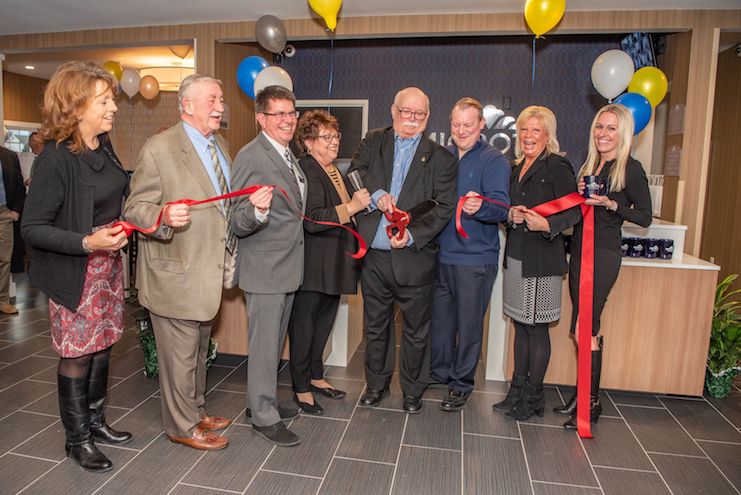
[282,35,624,168]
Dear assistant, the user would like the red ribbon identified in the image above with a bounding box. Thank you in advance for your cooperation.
[114,184,367,260]
[456,192,594,438]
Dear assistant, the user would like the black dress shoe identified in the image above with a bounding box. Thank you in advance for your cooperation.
[253,422,300,447]
[359,388,389,407]
[245,406,299,421]
[441,389,470,412]
[403,396,423,414]
[295,394,325,415]
[309,384,346,399]
[91,423,133,445]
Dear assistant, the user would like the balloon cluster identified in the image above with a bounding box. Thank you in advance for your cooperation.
[591,50,668,134]
[102,60,160,100]
[236,57,293,100]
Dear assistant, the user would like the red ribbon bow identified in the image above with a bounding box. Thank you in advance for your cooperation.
[384,206,411,240]
[114,184,367,260]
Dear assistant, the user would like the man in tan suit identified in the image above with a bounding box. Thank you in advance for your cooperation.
[124,74,272,451]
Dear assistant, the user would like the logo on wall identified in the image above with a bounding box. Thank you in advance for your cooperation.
[429,104,517,155]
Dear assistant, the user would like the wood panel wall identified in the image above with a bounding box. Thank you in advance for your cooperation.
[2,71,46,123]
[701,47,741,280]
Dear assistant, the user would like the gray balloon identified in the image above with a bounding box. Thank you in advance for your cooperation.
[255,15,287,54]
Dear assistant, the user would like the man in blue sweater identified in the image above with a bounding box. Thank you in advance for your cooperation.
[430,98,510,411]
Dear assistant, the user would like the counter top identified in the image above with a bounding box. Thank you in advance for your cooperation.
[621,252,720,270]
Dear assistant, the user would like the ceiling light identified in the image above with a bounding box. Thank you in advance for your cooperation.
[25,65,35,70]
[139,65,194,92]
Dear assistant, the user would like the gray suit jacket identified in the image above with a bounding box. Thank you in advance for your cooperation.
[124,122,232,321]
[230,132,305,294]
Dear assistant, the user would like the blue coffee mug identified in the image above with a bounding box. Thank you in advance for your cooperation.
[644,238,660,258]
[659,239,674,259]
[629,237,644,257]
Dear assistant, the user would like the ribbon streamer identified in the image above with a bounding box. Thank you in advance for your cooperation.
[456,192,594,438]
[114,184,367,260]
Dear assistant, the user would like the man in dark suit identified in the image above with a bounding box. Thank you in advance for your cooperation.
[348,87,458,413]
[230,85,305,447]
[0,145,26,314]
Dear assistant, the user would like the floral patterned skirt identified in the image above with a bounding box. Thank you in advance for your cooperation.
[49,246,124,358]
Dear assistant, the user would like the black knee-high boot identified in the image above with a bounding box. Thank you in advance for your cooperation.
[564,337,603,429]
[88,354,132,444]
[58,374,113,472]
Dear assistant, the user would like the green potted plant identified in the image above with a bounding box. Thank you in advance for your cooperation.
[705,274,741,399]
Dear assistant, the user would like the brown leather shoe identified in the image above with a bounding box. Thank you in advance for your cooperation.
[167,426,228,450]
[199,415,232,430]
[0,304,18,314]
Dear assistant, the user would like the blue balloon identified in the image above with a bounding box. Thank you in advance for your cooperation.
[614,92,652,134]
[236,56,269,99]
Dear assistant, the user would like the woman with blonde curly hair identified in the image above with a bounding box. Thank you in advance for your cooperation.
[22,61,131,472]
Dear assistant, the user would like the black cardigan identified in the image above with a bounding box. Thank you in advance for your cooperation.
[21,138,129,310]
[504,152,581,278]
[298,155,359,295]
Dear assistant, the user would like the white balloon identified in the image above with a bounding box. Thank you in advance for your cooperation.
[120,68,141,98]
[591,50,635,101]
[253,66,293,97]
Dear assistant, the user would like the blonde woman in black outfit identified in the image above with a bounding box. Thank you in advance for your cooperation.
[555,104,652,428]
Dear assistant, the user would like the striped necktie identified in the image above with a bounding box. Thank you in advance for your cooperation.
[208,141,237,254]
[284,148,303,209]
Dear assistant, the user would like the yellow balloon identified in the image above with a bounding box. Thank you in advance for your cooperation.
[628,67,668,108]
[524,0,566,38]
[102,60,123,81]
[308,0,342,31]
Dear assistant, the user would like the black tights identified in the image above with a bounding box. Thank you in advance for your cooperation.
[58,347,112,380]
[513,322,551,386]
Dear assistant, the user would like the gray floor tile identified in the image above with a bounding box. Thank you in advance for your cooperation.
[245,471,321,495]
[324,348,365,381]
[404,402,461,450]
[0,411,58,455]
[532,481,602,494]
[211,353,246,367]
[0,335,52,363]
[107,397,163,450]
[106,369,159,408]
[107,346,144,378]
[0,356,57,390]
[202,388,250,425]
[0,379,56,418]
[336,407,405,463]
[463,391,520,438]
[705,389,741,428]
[650,452,737,495]
[311,377,366,420]
[661,397,741,442]
[391,445,460,495]
[21,391,59,416]
[582,417,654,470]
[619,404,704,455]
[183,423,274,492]
[28,364,59,383]
[608,391,663,407]
[594,467,670,495]
[319,457,394,495]
[96,435,206,494]
[0,452,57,495]
[520,424,598,487]
[170,484,235,495]
[421,382,449,401]
[213,361,247,393]
[697,440,741,490]
[263,415,346,477]
[0,318,49,342]
[20,444,137,495]
[204,364,233,392]
[464,433,530,495]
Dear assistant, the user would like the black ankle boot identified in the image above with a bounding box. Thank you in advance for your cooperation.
[554,393,576,415]
[58,374,113,472]
[492,374,526,414]
[88,355,132,445]
[506,381,545,421]
[565,337,603,430]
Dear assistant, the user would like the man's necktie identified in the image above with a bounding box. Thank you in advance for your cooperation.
[284,148,303,209]
[208,141,237,254]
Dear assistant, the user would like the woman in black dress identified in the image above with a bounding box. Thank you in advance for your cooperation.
[287,110,371,415]
[492,106,580,420]
[555,104,652,428]
[22,62,131,471]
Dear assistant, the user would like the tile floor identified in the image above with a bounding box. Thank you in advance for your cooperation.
[0,273,739,495]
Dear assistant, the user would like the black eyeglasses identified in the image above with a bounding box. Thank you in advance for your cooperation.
[395,106,428,119]
[317,132,342,143]
[261,110,300,120]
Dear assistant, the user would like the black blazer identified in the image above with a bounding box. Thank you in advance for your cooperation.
[21,138,128,310]
[504,152,580,278]
[298,155,359,295]
[0,146,25,214]
[348,127,458,286]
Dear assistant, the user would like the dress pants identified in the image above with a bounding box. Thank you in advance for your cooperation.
[0,207,14,305]
[430,263,497,393]
[245,292,294,427]
[361,250,433,399]
[149,313,211,437]
[288,290,341,393]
